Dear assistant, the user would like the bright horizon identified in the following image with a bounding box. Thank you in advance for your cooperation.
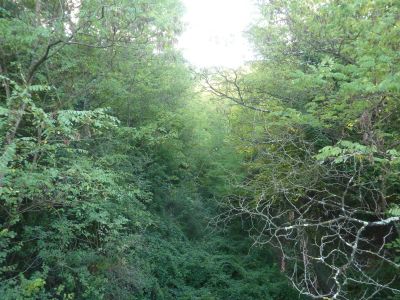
[178,0,257,68]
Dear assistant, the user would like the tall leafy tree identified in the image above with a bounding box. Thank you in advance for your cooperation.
[209,0,400,299]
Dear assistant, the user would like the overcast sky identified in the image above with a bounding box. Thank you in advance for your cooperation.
[178,0,257,68]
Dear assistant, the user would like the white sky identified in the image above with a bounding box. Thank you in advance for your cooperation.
[178,0,257,68]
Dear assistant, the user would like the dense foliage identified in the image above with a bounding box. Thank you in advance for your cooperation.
[1,0,399,299]
[0,0,297,299]
[205,0,400,299]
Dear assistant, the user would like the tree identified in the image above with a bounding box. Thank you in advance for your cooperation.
[212,0,400,298]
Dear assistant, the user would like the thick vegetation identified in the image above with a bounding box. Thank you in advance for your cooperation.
[0,0,296,299]
[0,0,399,300]
[206,0,400,299]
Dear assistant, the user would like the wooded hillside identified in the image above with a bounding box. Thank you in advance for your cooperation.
[0,1,399,299]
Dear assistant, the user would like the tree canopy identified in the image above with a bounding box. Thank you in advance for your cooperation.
[0,0,399,299]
